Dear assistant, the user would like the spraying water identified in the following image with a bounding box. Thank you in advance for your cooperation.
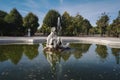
[57,17,61,35]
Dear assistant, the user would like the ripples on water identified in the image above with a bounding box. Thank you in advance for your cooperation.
[0,43,120,80]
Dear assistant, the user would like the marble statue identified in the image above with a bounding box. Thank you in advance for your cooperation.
[44,27,63,51]
[44,17,69,51]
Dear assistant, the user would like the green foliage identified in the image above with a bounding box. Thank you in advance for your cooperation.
[61,11,71,35]
[23,12,39,35]
[82,19,92,35]
[5,8,23,26]
[89,27,100,35]
[0,10,8,36]
[0,8,39,36]
[43,9,60,28]
[0,10,7,19]
[96,13,109,36]
[61,13,92,36]
[0,8,120,37]
[40,24,50,35]
[4,8,23,36]
[42,11,93,36]
[110,11,120,37]
[106,25,112,36]
[41,9,61,36]
[72,14,84,36]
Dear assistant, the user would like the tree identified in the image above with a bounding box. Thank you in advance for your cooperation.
[66,24,74,36]
[61,11,71,35]
[82,19,92,35]
[96,13,109,36]
[72,14,84,36]
[40,24,51,35]
[23,12,39,35]
[89,27,100,36]
[0,10,8,36]
[43,9,60,29]
[0,10,7,19]
[106,25,112,37]
[111,11,120,37]
[4,8,23,36]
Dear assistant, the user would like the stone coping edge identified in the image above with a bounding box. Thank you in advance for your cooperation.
[0,37,120,48]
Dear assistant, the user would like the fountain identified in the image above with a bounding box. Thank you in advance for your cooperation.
[44,17,69,51]
[57,17,61,35]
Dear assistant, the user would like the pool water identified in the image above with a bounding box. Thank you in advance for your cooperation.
[0,43,120,80]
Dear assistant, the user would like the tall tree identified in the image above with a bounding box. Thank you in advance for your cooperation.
[23,12,39,35]
[43,9,60,29]
[0,10,7,19]
[61,11,71,35]
[96,13,109,36]
[72,14,84,36]
[0,10,8,36]
[82,19,92,35]
[106,25,112,37]
[40,24,51,35]
[4,8,23,36]
[111,11,120,37]
[89,27,99,36]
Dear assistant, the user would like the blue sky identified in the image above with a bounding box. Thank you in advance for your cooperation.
[0,0,120,28]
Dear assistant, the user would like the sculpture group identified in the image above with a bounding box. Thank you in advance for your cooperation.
[44,17,69,51]
[46,27,62,49]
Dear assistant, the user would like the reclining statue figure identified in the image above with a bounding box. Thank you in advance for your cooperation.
[45,27,63,51]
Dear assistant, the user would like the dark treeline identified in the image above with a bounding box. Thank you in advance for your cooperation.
[0,8,120,37]
[39,10,120,37]
[0,8,39,36]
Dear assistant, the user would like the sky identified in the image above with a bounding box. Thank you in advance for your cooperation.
[0,0,120,28]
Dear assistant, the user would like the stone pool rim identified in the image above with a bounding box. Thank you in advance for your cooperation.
[0,37,120,48]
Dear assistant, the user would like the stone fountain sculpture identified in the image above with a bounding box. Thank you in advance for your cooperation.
[44,17,69,51]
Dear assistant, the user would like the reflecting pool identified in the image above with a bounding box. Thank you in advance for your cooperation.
[0,43,120,80]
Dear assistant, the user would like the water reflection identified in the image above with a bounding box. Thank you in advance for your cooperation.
[0,45,23,64]
[23,45,39,60]
[43,43,92,66]
[0,44,39,64]
[0,43,92,65]
[95,45,108,60]
[42,43,92,77]
[111,48,120,64]
[43,51,61,79]
[43,51,61,69]
[0,43,120,80]
[70,43,91,59]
